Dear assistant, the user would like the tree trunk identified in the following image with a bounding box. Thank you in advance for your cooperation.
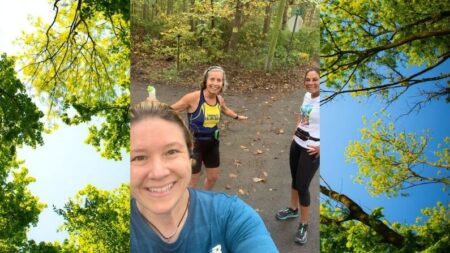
[309,5,318,26]
[320,185,405,249]
[182,0,188,12]
[264,0,287,72]
[131,0,136,22]
[211,0,215,29]
[281,1,289,30]
[143,0,149,21]
[153,0,159,18]
[304,4,313,26]
[190,0,196,32]
[167,0,174,15]
[227,0,243,52]
[263,2,272,35]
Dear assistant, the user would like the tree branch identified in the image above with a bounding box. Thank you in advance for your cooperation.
[320,185,404,248]
[321,55,450,104]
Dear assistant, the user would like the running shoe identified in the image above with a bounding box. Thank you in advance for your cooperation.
[295,223,308,245]
[275,207,299,220]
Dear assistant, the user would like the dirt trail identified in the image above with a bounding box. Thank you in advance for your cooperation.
[131,79,320,253]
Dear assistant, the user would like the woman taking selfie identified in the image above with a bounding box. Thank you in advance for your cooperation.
[130,100,277,252]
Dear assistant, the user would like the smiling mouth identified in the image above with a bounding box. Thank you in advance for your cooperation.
[147,182,175,193]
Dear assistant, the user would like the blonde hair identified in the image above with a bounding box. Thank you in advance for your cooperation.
[130,100,193,149]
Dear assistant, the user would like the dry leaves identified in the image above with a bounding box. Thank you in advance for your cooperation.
[240,145,249,151]
[252,171,268,183]
[254,149,263,155]
[252,177,266,183]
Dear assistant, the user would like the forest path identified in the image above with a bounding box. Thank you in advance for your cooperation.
[131,72,319,253]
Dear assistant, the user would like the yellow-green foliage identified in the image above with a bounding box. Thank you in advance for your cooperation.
[55,184,130,253]
[17,0,130,160]
[321,0,450,101]
[346,115,449,197]
[320,201,450,252]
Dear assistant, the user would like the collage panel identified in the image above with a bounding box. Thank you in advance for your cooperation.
[130,0,319,252]
[320,1,449,252]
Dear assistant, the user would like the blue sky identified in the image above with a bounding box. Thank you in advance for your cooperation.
[321,62,450,225]
[1,0,129,243]
[18,123,129,242]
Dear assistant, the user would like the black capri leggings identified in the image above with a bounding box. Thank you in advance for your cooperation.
[289,140,320,207]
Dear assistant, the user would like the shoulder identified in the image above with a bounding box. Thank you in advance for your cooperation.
[304,92,312,100]
[191,189,244,216]
[302,92,312,104]
[190,190,278,252]
[185,90,201,100]
[179,90,200,105]
[192,189,239,206]
[217,94,225,104]
[193,189,256,219]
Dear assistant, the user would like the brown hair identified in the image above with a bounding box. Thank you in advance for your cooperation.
[130,100,193,150]
[304,67,320,79]
[200,66,228,92]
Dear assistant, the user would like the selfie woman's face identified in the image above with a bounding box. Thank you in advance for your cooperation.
[131,117,191,215]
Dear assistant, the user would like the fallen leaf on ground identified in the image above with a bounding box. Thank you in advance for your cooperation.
[229,173,238,179]
[254,149,263,155]
[238,189,246,195]
[233,159,242,167]
[225,184,232,190]
[240,145,249,151]
[252,177,266,183]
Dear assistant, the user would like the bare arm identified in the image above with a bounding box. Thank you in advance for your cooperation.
[296,113,301,126]
[219,96,248,121]
[171,92,197,113]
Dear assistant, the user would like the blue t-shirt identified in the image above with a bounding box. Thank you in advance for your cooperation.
[131,189,279,253]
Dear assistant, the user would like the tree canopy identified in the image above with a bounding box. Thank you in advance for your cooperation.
[0,54,46,252]
[1,0,131,251]
[321,0,450,106]
[320,0,450,252]
[17,0,130,160]
[54,184,130,252]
